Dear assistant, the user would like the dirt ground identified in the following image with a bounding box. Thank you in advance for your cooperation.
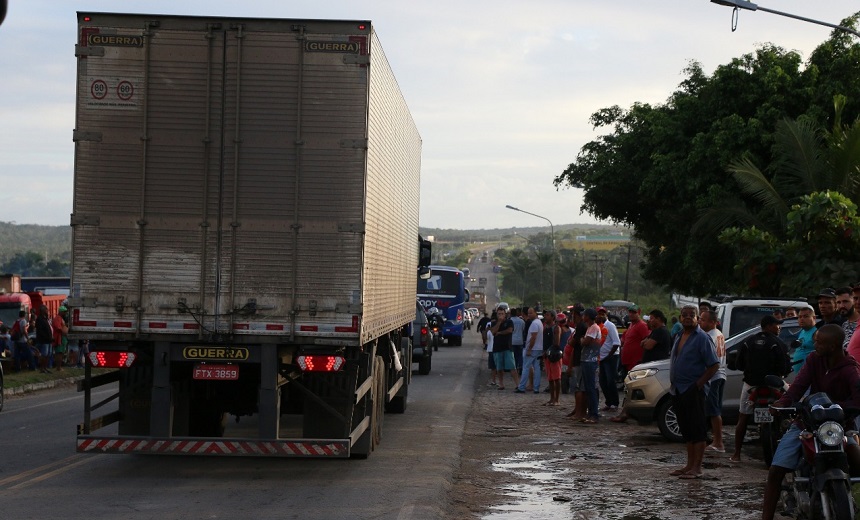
[447,368,787,520]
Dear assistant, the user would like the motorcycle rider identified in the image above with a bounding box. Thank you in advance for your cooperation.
[762,325,860,520]
[730,315,791,462]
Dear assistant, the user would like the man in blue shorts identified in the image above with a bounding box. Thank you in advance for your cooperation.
[490,307,519,390]
[762,325,860,520]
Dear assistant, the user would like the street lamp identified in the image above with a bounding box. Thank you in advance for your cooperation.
[505,205,555,311]
[711,0,860,38]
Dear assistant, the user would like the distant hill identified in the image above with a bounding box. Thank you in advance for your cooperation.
[0,221,71,263]
[0,221,625,264]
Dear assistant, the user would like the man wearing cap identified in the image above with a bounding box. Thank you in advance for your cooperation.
[52,305,70,371]
[596,307,621,411]
[817,287,844,327]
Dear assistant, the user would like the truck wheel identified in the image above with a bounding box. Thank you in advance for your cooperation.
[418,354,431,375]
[0,371,4,412]
[657,399,683,443]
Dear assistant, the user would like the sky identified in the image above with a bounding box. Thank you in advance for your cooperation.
[0,1,858,231]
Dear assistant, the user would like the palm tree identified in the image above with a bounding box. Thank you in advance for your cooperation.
[694,96,860,238]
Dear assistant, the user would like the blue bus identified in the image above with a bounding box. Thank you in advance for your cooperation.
[417,265,469,346]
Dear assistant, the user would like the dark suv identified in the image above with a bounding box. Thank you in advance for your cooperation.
[409,302,433,375]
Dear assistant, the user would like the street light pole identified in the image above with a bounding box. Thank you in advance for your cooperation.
[711,0,860,38]
[505,205,555,311]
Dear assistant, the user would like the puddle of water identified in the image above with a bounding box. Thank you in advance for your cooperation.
[483,449,765,520]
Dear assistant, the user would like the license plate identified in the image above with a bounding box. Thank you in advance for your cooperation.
[754,407,773,423]
[193,364,239,380]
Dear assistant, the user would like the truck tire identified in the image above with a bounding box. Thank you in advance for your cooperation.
[657,399,684,443]
[418,354,431,375]
[0,371,4,412]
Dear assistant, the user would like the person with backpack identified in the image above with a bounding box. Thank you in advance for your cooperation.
[729,315,791,462]
[11,310,35,372]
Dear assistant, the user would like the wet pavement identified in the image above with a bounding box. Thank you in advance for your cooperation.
[448,365,781,520]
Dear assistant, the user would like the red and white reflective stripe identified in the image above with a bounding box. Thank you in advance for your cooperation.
[72,318,358,334]
[77,437,349,457]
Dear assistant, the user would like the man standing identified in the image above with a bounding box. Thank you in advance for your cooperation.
[12,310,34,372]
[516,307,544,394]
[762,325,860,520]
[668,305,719,479]
[700,310,727,453]
[476,312,491,348]
[580,308,602,423]
[641,309,671,363]
[34,305,53,374]
[490,307,519,390]
[565,305,587,420]
[597,307,621,411]
[510,308,526,377]
[730,315,790,462]
[817,287,844,327]
[836,286,859,348]
[792,305,817,373]
[619,305,649,379]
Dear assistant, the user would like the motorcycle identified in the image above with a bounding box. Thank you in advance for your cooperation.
[750,374,789,467]
[427,307,444,351]
[772,392,860,519]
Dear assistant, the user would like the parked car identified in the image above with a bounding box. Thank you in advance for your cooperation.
[623,318,801,442]
[408,301,433,375]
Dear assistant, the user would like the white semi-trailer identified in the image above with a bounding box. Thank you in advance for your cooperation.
[71,12,427,458]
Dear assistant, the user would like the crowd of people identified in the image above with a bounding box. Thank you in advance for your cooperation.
[475,284,860,520]
[0,304,87,373]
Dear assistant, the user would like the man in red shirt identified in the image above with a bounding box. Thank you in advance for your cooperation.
[620,305,649,377]
[610,304,651,423]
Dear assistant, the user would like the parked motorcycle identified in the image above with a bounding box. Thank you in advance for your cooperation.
[772,392,860,519]
[750,374,789,467]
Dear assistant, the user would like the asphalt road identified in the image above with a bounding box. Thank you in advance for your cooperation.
[0,341,485,520]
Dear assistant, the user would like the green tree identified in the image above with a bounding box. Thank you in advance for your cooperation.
[554,26,860,295]
[720,191,860,294]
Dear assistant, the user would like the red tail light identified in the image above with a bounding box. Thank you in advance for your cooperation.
[296,355,345,372]
[420,326,428,336]
[89,351,136,368]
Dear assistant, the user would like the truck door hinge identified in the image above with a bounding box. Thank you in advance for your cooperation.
[343,55,369,65]
[340,138,368,150]
[75,45,105,57]
[70,213,101,227]
[73,130,103,142]
[338,222,365,233]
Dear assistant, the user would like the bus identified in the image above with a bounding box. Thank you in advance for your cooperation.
[417,265,469,346]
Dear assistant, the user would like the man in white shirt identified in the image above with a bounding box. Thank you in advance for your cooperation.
[515,308,544,394]
[597,307,621,411]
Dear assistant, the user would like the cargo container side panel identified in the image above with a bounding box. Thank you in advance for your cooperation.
[72,26,150,326]
[361,31,421,344]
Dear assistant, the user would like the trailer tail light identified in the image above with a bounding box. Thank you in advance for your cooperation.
[89,351,136,368]
[296,355,345,372]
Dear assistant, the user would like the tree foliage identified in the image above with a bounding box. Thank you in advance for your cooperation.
[555,19,860,296]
